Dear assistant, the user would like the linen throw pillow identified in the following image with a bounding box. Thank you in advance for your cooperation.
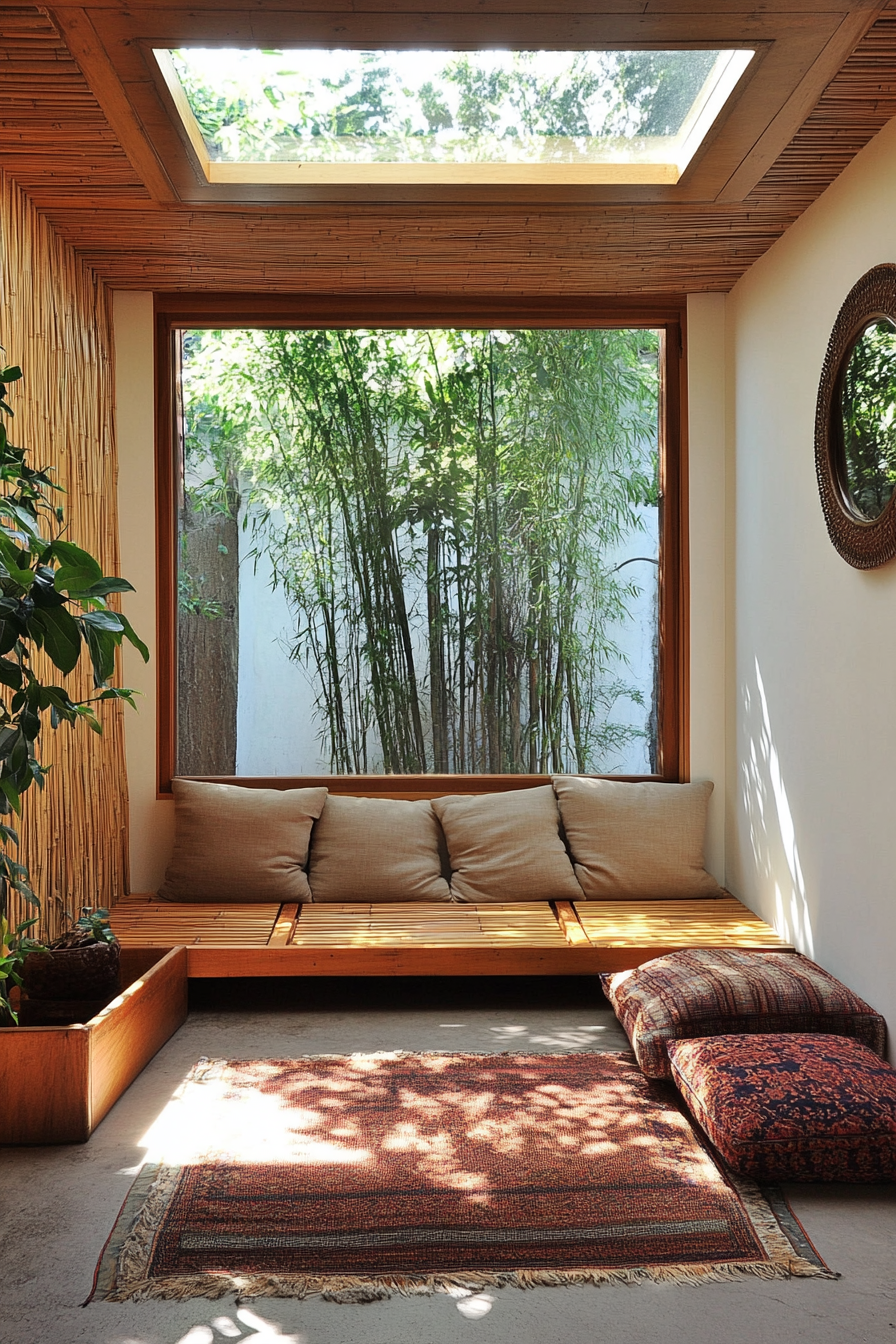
[159,779,328,904]
[431,785,581,903]
[307,795,451,903]
[552,776,723,899]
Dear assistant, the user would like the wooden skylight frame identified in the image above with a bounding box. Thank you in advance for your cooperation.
[152,45,755,188]
[48,4,884,208]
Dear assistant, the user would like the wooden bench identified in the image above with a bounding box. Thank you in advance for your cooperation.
[111,892,793,977]
[119,776,793,976]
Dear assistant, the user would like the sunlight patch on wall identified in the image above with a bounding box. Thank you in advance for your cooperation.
[740,657,814,955]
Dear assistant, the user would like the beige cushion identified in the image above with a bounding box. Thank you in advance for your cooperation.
[552,776,723,899]
[431,785,581,903]
[308,795,451,903]
[159,779,327,904]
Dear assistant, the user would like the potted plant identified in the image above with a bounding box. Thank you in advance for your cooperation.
[17,905,120,1025]
[0,359,148,1025]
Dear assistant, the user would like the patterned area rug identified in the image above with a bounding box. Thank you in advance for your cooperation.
[92,1052,832,1302]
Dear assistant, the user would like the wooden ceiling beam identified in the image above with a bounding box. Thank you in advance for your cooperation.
[50,7,177,202]
[717,5,883,197]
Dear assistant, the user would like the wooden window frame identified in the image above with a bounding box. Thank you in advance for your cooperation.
[154,293,688,796]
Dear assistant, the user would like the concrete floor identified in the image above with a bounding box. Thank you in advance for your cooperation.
[2,977,895,1344]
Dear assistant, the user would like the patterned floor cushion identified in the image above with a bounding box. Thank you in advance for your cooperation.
[668,1033,896,1182]
[601,949,886,1079]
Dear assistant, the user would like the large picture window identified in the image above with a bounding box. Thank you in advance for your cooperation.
[156,300,684,788]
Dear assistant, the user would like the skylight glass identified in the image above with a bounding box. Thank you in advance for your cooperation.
[157,47,754,185]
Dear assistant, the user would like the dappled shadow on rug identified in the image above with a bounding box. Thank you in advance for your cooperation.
[90,1051,833,1302]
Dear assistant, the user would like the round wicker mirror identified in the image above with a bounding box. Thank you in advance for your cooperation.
[815,264,896,568]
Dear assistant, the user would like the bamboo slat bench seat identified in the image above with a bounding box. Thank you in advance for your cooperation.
[111,892,793,977]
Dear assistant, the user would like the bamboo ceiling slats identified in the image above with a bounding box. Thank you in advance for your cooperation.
[0,7,894,289]
[0,6,893,289]
[573,897,793,951]
[750,13,896,208]
[0,7,149,203]
[34,203,796,296]
[0,171,129,943]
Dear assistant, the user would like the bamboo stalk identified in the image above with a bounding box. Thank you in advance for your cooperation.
[0,171,128,943]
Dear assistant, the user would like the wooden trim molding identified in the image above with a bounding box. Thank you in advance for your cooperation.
[155,294,687,791]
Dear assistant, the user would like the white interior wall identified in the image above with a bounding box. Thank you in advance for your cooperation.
[727,112,896,1044]
[115,299,729,891]
[687,293,727,882]
[114,291,174,890]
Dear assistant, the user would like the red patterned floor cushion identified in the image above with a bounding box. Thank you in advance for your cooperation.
[602,949,886,1079]
[668,1033,896,1182]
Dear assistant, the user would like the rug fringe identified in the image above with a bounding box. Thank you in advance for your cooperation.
[104,1252,836,1304]
[721,1170,836,1279]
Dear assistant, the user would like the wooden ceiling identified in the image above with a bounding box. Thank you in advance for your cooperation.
[1,1,896,294]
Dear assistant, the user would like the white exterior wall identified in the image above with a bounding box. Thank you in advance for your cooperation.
[727,113,896,1046]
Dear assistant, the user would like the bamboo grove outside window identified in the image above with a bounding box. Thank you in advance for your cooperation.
[166,320,681,782]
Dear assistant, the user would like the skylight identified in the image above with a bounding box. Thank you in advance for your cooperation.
[156,47,754,186]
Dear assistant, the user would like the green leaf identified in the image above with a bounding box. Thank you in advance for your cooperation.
[75,704,103,735]
[37,684,77,714]
[0,533,37,588]
[83,623,116,686]
[30,568,67,609]
[118,613,150,663]
[0,657,22,690]
[49,540,103,580]
[30,604,82,674]
[54,566,103,597]
[79,577,135,598]
[97,686,140,710]
[0,624,19,657]
[0,499,43,541]
[79,610,125,633]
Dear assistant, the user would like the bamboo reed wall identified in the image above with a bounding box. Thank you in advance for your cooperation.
[0,171,129,942]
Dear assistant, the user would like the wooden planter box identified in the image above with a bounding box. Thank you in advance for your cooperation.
[0,946,188,1145]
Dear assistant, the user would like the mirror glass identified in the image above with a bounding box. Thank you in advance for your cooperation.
[840,317,896,520]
